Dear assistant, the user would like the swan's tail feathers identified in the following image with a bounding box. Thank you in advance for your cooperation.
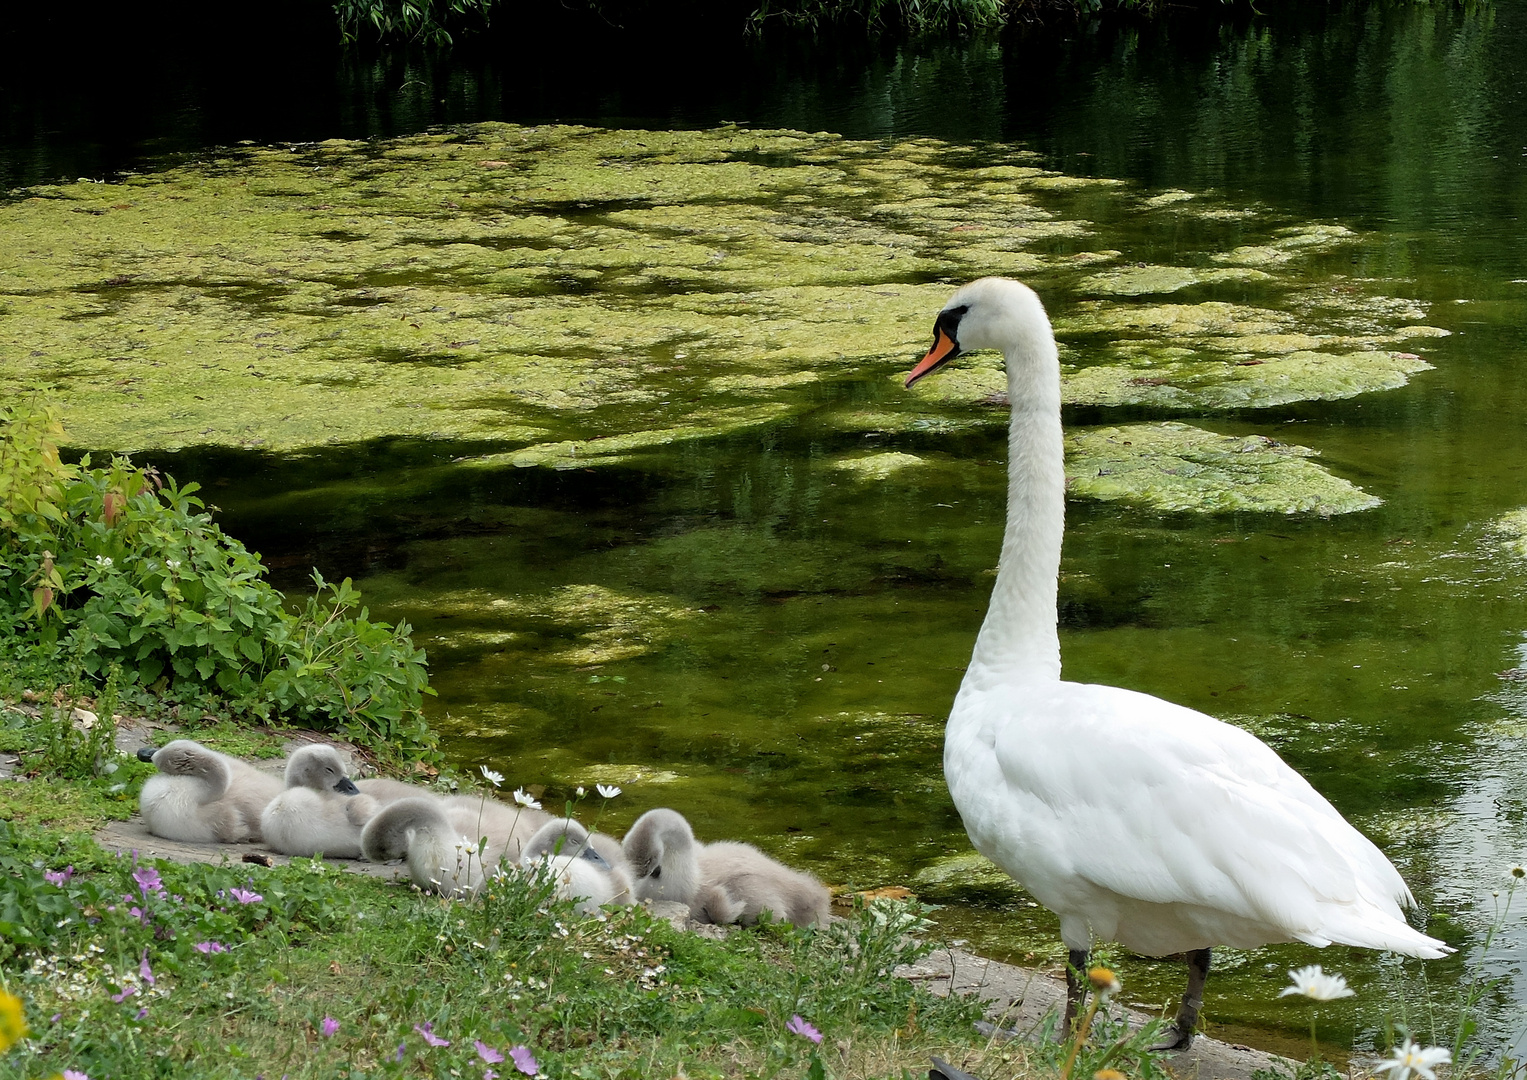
[1316,909,1453,959]
[1370,923,1454,960]
[360,797,449,863]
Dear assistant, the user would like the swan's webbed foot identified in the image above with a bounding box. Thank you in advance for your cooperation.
[1150,946,1211,1053]
[1148,1022,1195,1052]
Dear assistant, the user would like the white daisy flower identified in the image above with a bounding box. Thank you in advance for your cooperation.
[512,788,542,811]
[479,765,504,788]
[596,784,622,799]
[1374,1039,1451,1080]
[1278,965,1355,1002]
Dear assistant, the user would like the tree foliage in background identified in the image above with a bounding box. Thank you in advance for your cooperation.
[332,0,1240,42]
[332,0,497,43]
[0,400,437,760]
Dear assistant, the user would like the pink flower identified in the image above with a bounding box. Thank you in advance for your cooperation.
[786,1015,822,1044]
[475,1040,505,1064]
[485,1072,498,1080]
[140,948,155,986]
[63,1071,89,1080]
[414,1021,450,1047]
[229,887,262,904]
[132,866,164,896]
[194,941,227,954]
[321,1017,339,1038]
[509,1045,538,1076]
[44,866,74,886]
[110,985,138,1003]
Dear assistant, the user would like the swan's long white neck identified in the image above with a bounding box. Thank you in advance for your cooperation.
[966,303,1064,687]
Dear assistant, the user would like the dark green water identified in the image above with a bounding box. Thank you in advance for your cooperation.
[6,0,1527,1059]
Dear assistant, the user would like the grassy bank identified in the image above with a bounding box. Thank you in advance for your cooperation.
[0,692,1161,1080]
[0,804,1001,1079]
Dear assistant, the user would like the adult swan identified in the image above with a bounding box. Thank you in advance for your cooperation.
[905,277,1449,1049]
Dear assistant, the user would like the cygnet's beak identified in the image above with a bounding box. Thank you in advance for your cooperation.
[334,777,361,795]
[905,327,961,387]
[136,746,158,762]
[578,846,612,871]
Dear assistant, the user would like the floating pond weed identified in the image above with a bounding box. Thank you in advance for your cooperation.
[0,122,1450,515]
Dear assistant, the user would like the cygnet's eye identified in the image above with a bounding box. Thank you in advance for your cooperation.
[651,866,662,880]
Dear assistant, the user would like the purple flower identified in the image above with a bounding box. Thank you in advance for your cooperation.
[135,1007,149,1020]
[320,1017,339,1038]
[63,1071,90,1080]
[133,866,164,896]
[44,866,74,886]
[786,1015,822,1044]
[475,1041,505,1064]
[485,1072,499,1080]
[509,1045,538,1076]
[110,985,138,1003]
[229,887,262,905]
[414,1021,450,1047]
[394,1043,406,1062]
[194,941,227,954]
[140,948,155,986]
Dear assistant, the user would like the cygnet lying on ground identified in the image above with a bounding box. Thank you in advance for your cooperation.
[137,739,284,844]
[355,776,434,803]
[622,807,831,927]
[520,818,634,914]
[360,792,552,896]
[259,744,377,858]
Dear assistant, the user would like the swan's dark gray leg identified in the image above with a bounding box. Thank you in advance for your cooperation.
[928,1056,982,1080]
[1150,947,1211,1052]
[1063,947,1090,1035]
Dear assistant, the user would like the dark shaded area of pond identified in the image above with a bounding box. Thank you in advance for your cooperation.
[5,0,1527,1059]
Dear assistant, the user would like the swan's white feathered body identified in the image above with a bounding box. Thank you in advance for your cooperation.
[949,678,1440,957]
[912,277,1448,980]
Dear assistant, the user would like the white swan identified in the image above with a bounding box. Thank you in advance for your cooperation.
[259,744,377,858]
[907,277,1450,1048]
[137,740,284,844]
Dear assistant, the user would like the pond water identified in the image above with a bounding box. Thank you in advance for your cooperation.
[4,0,1527,1059]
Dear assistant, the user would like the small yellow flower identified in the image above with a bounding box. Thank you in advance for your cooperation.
[0,988,28,1051]
[1095,1070,1127,1080]
[1088,966,1122,996]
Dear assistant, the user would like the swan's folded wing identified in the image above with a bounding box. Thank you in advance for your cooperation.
[986,681,1411,935]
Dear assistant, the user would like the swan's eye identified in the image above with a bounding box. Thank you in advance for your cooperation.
[651,866,662,879]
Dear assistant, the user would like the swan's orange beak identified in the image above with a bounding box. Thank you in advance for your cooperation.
[905,328,960,388]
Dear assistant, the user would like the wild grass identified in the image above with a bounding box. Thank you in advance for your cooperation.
[0,806,999,1079]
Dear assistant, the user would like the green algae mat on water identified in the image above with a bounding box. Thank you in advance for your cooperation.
[0,123,1448,512]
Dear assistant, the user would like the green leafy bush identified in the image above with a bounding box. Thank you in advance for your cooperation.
[0,402,436,759]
